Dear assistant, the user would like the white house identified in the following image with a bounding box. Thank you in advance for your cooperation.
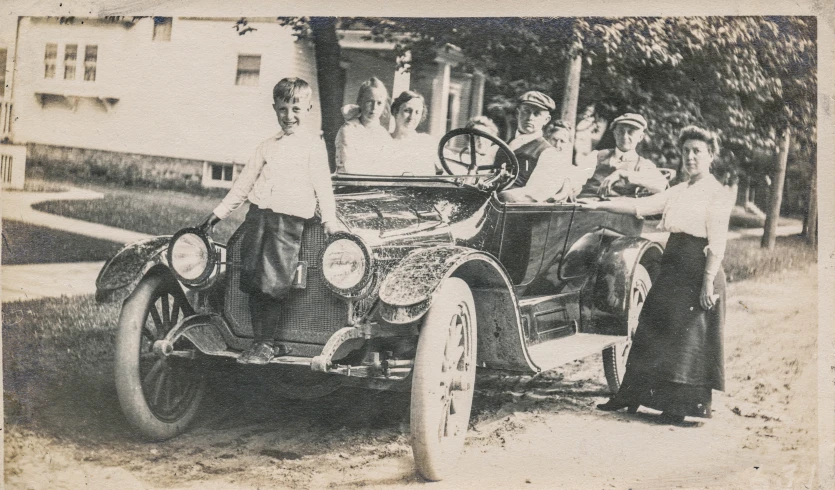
[3,15,486,188]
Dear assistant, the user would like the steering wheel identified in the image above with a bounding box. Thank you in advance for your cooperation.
[437,128,519,192]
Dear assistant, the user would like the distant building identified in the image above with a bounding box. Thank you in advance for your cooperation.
[2,16,486,188]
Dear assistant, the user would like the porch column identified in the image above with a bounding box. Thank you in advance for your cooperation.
[470,70,485,117]
[428,61,451,137]
[389,52,412,131]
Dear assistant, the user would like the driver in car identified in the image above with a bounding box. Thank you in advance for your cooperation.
[496,91,580,203]
[578,113,668,198]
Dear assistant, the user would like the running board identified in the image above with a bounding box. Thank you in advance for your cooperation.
[526,333,625,373]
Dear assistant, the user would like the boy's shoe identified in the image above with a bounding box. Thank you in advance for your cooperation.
[237,342,274,365]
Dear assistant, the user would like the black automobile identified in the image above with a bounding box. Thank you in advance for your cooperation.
[96,128,663,481]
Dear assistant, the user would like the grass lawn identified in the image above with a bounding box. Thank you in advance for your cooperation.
[3,295,124,435]
[723,234,817,283]
[2,220,123,265]
[31,181,246,243]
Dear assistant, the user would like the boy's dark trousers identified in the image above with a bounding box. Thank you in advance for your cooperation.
[238,205,305,346]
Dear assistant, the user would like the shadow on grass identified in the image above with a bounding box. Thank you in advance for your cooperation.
[2,220,123,265]
[31,187,246,244]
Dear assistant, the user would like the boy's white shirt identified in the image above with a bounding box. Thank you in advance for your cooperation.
[213,129,337,224]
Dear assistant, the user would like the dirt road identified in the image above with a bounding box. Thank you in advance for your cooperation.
[4,265,820,489]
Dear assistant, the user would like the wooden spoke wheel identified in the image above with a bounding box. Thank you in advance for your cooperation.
[410,278,477,481]
[603,264,652,394]
[115,271,206,440]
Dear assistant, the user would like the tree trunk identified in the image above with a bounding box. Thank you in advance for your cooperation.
[761,126,791,249]
[742,176,751,205]
[560,54,582,129]
[309,17,344,172]
[804,155,817,245]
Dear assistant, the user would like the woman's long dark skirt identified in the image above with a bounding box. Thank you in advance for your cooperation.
[610,232,726,418]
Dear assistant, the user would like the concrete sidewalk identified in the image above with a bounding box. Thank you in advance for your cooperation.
[2,187,153,303]
[2,261,104,302]
[2,187,153,244]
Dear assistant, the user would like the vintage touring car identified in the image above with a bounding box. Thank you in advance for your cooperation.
[95,128,663,481]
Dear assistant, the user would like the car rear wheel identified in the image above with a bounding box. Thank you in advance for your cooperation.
[410,278,477,481]
[115,270,206,440]
[603,264,652,394]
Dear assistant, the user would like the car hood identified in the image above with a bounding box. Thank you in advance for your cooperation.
[334,186,489,253]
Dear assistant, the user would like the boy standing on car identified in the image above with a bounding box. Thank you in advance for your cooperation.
[199,78,344,365]
[578,113,668,197]
[497,91,581,203]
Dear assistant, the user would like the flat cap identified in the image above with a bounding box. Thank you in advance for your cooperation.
[611,113,648,130]
[518,91,556,112]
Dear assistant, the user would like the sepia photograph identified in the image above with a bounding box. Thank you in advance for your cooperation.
[2,1,833,488]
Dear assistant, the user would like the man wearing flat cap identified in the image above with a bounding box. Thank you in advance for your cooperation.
[497,91,580,203]
[579,112,668,197]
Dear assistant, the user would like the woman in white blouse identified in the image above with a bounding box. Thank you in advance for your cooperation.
[388,90,438,176]
[335,77,392,174]
[589,125,737,424]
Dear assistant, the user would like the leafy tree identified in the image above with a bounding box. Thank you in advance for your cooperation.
[246,17,818,241]
[365,17,817,243]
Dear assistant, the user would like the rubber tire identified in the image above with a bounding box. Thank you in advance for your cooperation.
[410,278,477,481]
[115,271,206,440]
[603,264,652,394]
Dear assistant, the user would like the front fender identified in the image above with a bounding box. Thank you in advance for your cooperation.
[378,246,493,322]
[585,235,663,333]
[378,246,536,372]
[95,236,172,302]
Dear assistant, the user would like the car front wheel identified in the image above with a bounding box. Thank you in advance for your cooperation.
[115,270,206,440]
[410,277,477,481]
[602,264,652,394]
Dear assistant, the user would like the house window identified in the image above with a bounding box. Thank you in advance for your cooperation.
[235,54,260,86]
[211,163,234,182]
[0,48,7,98]
[153,17,172,41]
[44,43,57,78]
[63,44,77,80]
[84,45,97,81]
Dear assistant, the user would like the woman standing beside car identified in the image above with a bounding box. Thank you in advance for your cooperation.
[588,125,737,424]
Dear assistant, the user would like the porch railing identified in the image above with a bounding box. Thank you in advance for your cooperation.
[1,99,11,140]
[1,143,26,189]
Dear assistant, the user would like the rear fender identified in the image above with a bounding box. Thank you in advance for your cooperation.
[378,246,536,372]
[95,236,172,302]
[583,235,663,334]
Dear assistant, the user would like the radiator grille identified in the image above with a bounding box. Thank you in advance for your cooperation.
[224,220,349,345]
